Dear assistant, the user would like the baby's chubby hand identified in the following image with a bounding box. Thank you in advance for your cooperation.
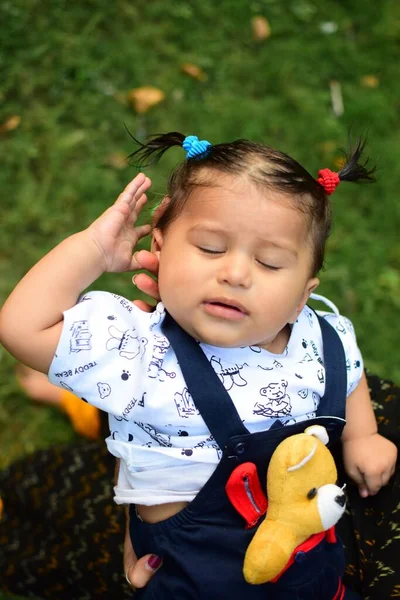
[87,173,152,273]
[342,433,397,498]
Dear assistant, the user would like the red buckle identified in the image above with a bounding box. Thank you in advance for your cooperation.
[225,462,268,528]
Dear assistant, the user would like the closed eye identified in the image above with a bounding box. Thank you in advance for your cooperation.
[257,260,281,271]
[198,247,224,255]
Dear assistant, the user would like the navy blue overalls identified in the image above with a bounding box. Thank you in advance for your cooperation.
[130,312,361,599]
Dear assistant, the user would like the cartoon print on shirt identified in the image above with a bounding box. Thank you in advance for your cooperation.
[69,320,92,352]
[215,447,223,460]
[174,388,199,419]
[138,392,146,407]
[135,422,172,447]
[111,430,134,442]
[210,356,247,390]
[283,411,315,426]
[317,368,325,384]
[149,309,163,331]
[336,321,346,334]
[59,381,73,392]
[120,397,138,419]
[112,414,129,422]
[312,392,319,410]
[253,380,292,418]
[181,449,193,457]
[343,317,354,333]
[97,382,111,399]
[300,353,313,363]
[298,388,308,399]
[121,370,131,381]
[106,325,148,360]
[306,310,314,328]
[148,335,176,381]
[309,340,323,365]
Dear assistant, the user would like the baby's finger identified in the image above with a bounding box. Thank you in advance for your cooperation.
[364,472,382,496]
[117,175,151,208]
[347,467,369,498]
[358,483,369,498]
[134,250,160,275]
[127,554,163,589]
[134,224,152,242]
[116,173,145,204]
[135,193,149,215]
[133,273,161,301]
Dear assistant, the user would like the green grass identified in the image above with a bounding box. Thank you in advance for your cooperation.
[1,1,400,466]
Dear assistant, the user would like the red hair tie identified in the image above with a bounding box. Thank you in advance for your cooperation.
[317,168,340,195]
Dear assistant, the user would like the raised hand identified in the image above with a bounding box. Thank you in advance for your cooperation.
[130,195,167,310]
[131,250,161,311]
[87,173,152,273]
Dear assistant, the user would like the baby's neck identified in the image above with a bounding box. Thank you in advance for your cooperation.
[257,324,291,354]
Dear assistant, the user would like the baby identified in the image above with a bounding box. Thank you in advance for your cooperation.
[0,133,396,599]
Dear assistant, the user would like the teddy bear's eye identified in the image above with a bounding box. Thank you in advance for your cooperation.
[307,487,317,499]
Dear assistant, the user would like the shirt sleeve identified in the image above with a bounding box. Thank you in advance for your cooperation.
[318,311,364,396]
[48,291,151,417]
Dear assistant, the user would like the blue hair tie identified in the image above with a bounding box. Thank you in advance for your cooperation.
[182,135,211,159]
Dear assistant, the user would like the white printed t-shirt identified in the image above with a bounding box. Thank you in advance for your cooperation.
[48,291,363,506]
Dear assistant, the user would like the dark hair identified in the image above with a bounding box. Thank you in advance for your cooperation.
[128,132,376,275]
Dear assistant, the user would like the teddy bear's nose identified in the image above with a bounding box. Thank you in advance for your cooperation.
[335,493,346,507]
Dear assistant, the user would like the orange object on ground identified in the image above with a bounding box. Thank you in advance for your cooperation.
[60,390,101,440]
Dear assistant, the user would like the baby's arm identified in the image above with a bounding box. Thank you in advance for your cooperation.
[0,174,151,373]
[341,371,397,497]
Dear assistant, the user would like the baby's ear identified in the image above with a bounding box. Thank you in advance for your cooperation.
[151,196,171,227]
[288,277,319,324]
[151,228,163,254]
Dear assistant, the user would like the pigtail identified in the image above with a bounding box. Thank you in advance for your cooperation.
[317,135,376,195]
[338,136,376,183]
[127,131,186,167]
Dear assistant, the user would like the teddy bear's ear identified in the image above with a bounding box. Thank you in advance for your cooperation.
[304,425,329,446]
[287,440,317,472]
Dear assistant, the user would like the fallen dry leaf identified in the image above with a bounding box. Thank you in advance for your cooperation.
[0,115,21,134]
[128,86,165,114]
[251,16,271,41]
[180,63,207,82]
[360,75,379,89]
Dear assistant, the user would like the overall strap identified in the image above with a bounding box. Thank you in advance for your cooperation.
[161,313,249,449]
[315,314,347,419]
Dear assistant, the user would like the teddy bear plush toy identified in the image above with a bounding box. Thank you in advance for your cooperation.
[241,425,346,584]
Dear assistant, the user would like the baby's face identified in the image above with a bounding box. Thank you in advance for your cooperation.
[154,174,319,351]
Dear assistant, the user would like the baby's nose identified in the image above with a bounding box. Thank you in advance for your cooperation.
[217,254,252,288]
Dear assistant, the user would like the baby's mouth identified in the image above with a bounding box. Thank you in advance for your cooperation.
[202,299,248,320]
